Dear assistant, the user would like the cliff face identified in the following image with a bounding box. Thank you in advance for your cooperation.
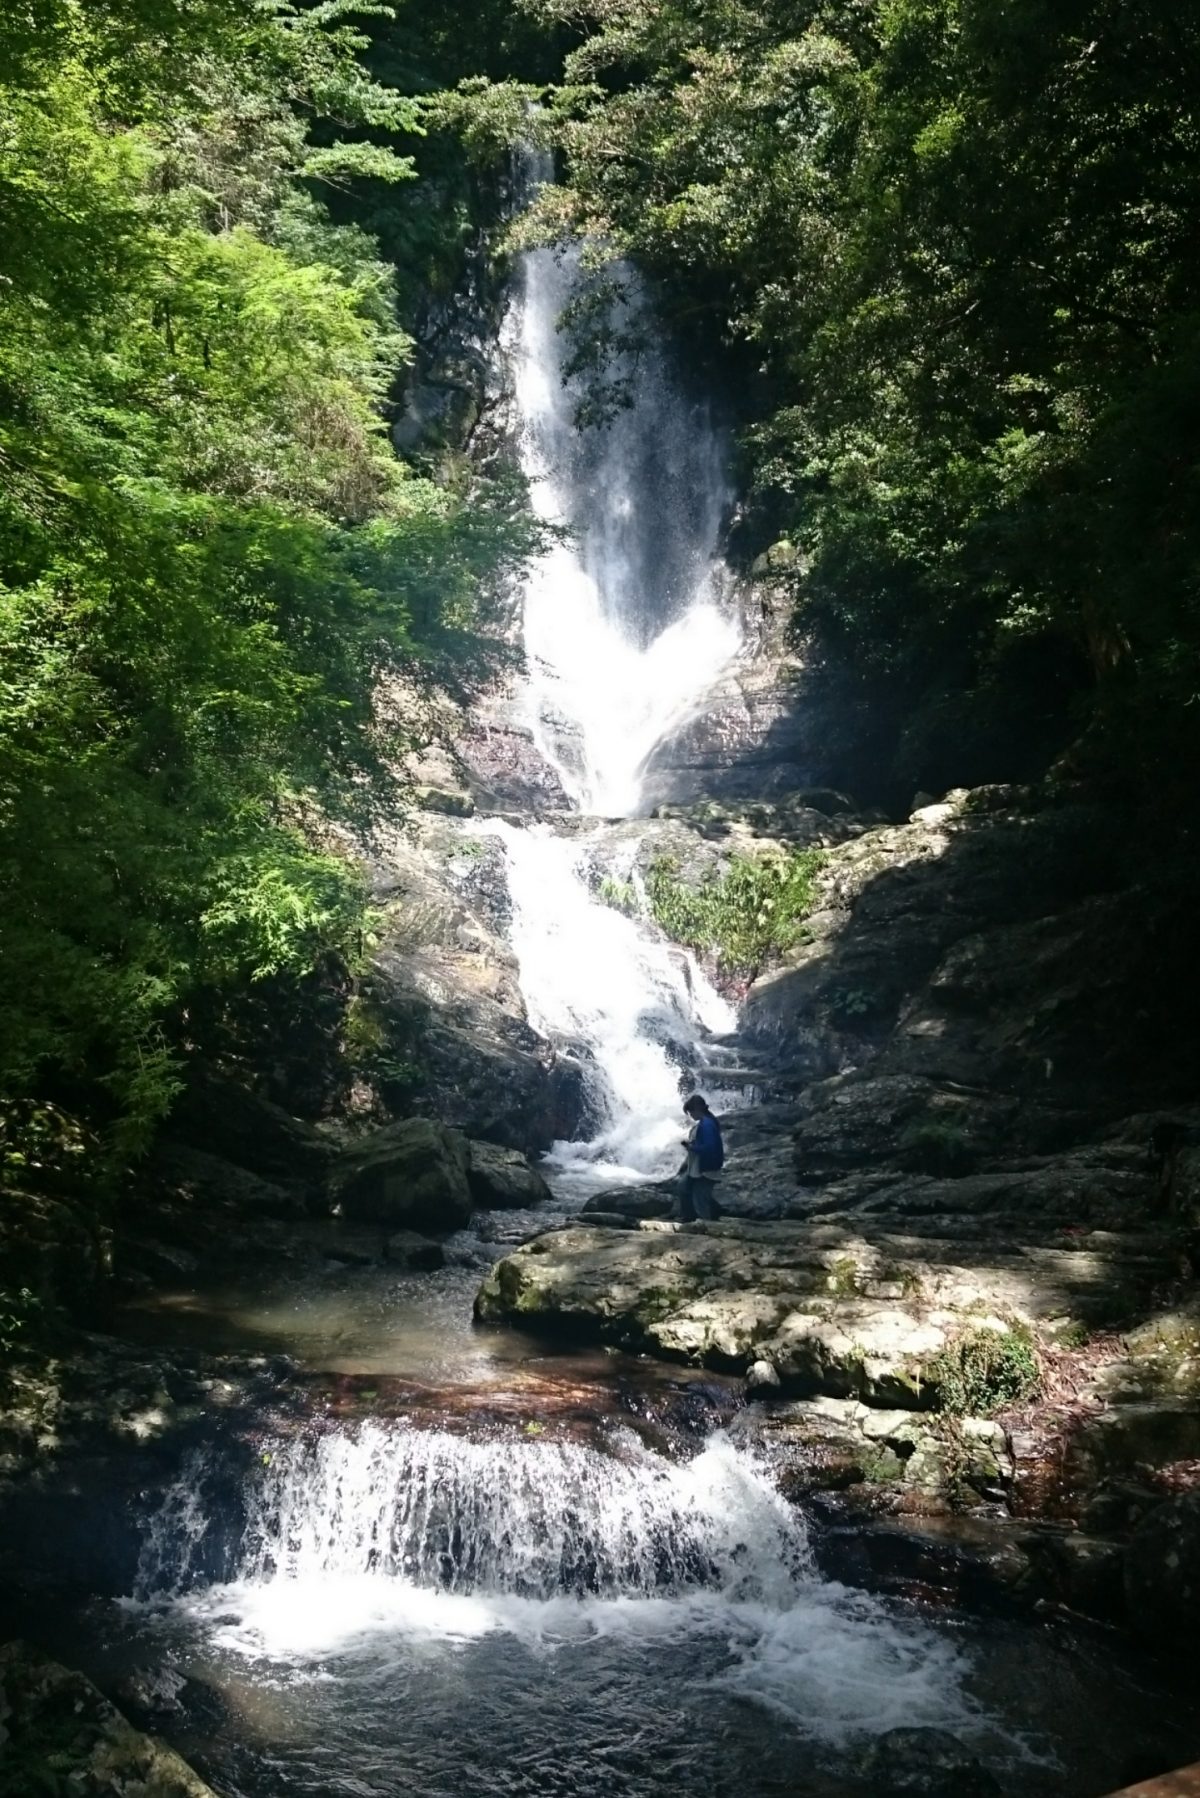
[476,781,1200,1629]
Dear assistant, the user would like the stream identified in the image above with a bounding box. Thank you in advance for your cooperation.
[29,162,1200,1798]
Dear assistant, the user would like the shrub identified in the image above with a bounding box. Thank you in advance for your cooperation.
[898,1118,978,1176]
[645,848,823,977]
[929,1326,1040,1417]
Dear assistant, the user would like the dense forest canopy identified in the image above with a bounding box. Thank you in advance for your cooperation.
[2,0,1198,1173]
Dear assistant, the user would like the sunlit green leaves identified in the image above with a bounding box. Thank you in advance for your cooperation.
[0,0,536,1159]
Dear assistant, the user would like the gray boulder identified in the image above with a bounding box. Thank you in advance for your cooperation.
[580,1183,673,1221]
[0,1641,217,1796]
[330,1119,472,1232]
[1124,1491,1200,1640]
[384,1230,446,1272]
[855,1727,1002,1798]
[467,1141,553,1209]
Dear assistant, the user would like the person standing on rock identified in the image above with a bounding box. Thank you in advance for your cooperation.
[679,1094,724,1222]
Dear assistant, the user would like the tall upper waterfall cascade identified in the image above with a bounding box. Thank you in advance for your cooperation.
[489,155,744,1177]
[506,159,741,820]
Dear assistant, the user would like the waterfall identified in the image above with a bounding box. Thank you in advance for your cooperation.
[148,1428,804,1604]
[505,151,741,820]
[485,152,746,1177]
[480,819,735,1174]
[138,1425,978,1745]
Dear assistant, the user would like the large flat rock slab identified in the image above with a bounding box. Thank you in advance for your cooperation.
[476,1217,1169,1403]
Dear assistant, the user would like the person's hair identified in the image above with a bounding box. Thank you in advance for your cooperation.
[683,1093,710,1117]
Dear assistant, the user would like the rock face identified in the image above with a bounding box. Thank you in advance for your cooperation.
[0,1189,110,1311]
[638,607,874,812]
[330,1118,473,1231]
[361,813,587,1151]
[0,1641,218,1797]
[853,1727,1002,1798]
[165,1070,335,1189]
[467,1141,552,1209]
[740,789,1196,1114]
[1124,1493,1200,1641]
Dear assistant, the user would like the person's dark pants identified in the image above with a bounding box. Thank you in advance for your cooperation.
[680,1176,719,1222]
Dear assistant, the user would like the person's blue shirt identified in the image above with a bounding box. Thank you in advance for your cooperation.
[694,1113,724,1173]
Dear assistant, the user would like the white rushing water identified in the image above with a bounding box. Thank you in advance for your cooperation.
[487,151,747,1179]
[482,819,735,1176]
[505,151,740,819]
[141,1426,979,1746]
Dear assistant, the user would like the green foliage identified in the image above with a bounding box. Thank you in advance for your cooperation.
[929,1326,1040,1418]
[598,875,637,915]
[862,1445,905,1485]
[463,0,1200,811]
[0,1103,94,1194]
[646,848,823,978]
[343,994,425,1103]
[0,0,537,1165]
[0,1287,43,1357]
[826,1255,861,1298]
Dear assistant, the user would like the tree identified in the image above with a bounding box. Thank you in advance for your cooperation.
[0,0,538,1160]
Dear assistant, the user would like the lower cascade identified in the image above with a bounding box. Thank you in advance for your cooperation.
[136,1426,981,1747]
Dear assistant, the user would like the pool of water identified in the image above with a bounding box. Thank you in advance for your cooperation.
[54,1206,1200,1798]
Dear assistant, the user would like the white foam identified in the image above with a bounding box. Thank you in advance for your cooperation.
[147,1428,982,1746]
[481,820,735,1176]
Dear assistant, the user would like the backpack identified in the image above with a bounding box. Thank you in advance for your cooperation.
[697,1113,724,1173]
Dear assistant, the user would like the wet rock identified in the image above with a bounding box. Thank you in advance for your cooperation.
[467,1141,553,1210]
[1066,1400,1200,1488]
[0,1641,218,1796]
[150,1144,311,1221]
[749,1395,1010,1503]
[638,604,837,812]
[0,1187,110,1309]
[166,1070,335,1186]
[112,1664,189,1718]
[384,1230,446,1272]
[457,710,571,813]
[581,1183,674,1221]
[361,814,588,1152]
[812,1506,1037,1607]
[473,1220,1014,1403]
[1022,1530,1126,1623]
[746,1358,781,1391]
[853,1726,1002,1798]
[330,1119,473,1232]
[1124,1492,1200,1640]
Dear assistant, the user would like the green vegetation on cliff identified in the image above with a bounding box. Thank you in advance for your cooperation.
[599,844,823,978]
[644,848,824,978]
[0,1,538,1162]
